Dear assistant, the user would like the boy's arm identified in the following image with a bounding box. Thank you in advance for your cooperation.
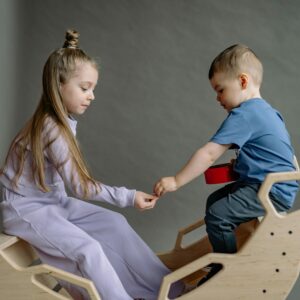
[154,142,231,196]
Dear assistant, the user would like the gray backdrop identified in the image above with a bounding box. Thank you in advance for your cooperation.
[1,0,300,298]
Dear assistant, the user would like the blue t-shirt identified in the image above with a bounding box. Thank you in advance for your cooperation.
[210,98,299,208]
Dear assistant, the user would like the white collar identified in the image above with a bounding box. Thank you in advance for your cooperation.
[67,116,77,135]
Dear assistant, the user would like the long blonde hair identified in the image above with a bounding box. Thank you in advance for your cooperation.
[1,29,100,198]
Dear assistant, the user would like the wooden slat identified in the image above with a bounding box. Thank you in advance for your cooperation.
[0,232,101,299]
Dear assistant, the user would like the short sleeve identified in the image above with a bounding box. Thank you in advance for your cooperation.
[210,110,252,149]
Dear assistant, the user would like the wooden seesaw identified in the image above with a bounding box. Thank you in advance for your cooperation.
[157,157,300,299]
[0,158,299,299]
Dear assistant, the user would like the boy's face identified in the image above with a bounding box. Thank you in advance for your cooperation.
[210,72,244,112]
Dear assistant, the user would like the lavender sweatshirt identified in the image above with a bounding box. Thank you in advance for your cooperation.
[0,117,136,207]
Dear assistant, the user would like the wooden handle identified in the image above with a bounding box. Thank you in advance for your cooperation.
[174,219,205,250]
[258,170,300,217]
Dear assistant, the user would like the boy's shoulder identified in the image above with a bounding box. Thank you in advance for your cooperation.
[239,98,270,110]
[233,98,286,131]
[230,98,282,124]
[232,98,274,117]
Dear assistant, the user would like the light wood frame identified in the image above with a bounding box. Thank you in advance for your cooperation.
[0,232,101,299]
[0,157,299,299]
[157,157,300,299]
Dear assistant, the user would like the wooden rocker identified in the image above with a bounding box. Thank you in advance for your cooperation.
[157,157,300,300]
[1,158,299,300]
[0,232,100,299]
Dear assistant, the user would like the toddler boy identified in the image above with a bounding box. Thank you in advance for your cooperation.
[154,44,299,283]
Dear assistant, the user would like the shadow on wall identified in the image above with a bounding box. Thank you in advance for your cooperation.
[0,0,26,164]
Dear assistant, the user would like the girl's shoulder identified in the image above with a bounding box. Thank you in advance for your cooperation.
[42,116,70,155]
[42,115,63,143]
[44,115,58,130]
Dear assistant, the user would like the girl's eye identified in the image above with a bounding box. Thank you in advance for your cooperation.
[81,87,88,92]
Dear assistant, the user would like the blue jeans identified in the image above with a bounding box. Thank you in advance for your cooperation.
[205,182,290,254]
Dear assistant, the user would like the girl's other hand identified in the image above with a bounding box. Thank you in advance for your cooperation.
[153,176,177,197]
[134,191,159,211]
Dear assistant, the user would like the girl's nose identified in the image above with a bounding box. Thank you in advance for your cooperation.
[89,92,95,101]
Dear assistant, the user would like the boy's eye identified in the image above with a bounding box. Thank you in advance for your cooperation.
[81,87,88,91]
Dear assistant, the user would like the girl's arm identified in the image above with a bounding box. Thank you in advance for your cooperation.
[45,124,150,208]
[154,142,231,196]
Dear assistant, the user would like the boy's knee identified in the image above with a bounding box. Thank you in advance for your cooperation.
[206,193,216,212]
[205,204,228,231]
[206,202,222,221]
[205,210,218,228]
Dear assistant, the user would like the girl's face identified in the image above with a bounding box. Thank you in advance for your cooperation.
[60,62,98,115]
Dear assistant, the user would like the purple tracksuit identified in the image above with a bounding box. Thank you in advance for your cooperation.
[0,117,182,300]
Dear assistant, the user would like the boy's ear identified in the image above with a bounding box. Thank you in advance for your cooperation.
[239,73,249,89]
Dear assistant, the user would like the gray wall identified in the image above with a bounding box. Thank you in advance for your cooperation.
[0,0,20,163]
[1,0,300,298]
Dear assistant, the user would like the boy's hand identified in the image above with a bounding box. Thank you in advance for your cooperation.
[134,191,159,211]
[230,158,236,166]
[153,176,178,197]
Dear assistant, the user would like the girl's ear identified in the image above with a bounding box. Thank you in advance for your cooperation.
[239,73,249,90]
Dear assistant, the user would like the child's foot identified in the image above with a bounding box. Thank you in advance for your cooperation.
[182,282,198,294]
[197,263,222,286]
[180,264,217,295]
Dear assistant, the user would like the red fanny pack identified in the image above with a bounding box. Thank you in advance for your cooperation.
[204,163,239,184]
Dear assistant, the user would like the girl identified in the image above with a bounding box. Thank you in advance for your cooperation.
[0,30,182,300]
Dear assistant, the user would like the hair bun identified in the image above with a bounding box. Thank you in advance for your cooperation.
[63,29,79,49]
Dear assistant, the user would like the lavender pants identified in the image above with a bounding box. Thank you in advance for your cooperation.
[1,188,182,300]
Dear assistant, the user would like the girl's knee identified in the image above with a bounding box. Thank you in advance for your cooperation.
[106,211,132,235]
[109,211,128,226]
[75,238,103,263]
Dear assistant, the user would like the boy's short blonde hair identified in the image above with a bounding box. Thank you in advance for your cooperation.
[208,44,263,87]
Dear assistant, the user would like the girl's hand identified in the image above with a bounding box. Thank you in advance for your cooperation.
[134,191,159,211]
[153,176,178,197]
